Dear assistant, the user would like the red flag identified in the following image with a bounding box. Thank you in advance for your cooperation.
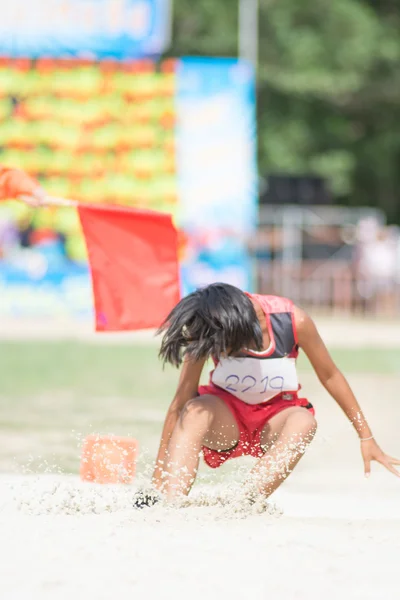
[78,203,180,332]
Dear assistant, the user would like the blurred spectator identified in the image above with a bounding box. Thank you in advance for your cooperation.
[248,227,272,292]
[17,214,35,248]
[302,225,352,261]
[395,226,400,285]
[248,227,271,262]
[355,218,398,315]
[0,215,19,258]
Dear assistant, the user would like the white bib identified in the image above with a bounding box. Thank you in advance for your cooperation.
[211,356,299,405]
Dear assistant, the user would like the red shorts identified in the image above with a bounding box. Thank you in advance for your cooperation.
[199,384,314,469]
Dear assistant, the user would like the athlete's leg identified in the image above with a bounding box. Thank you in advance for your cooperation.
[162,395,239,499]
[247,406,317,498]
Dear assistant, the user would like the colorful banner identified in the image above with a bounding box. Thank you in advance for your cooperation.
[177,58,257,294]
[0,0,171,59]
[0,57,257,319]
[0,265,91,318]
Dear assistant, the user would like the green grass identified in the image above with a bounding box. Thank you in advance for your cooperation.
[0,342,179,400]
[0,341,399,474]
[0,341,399,398]
[297,347,400,376]
[0,342,180,473]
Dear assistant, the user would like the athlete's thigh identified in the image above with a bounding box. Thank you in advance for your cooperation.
[197,394,240,451]
[260,406,312,449]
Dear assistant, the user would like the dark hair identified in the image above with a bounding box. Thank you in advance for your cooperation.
[158,283,263,367]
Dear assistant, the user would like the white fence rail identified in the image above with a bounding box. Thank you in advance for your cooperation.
[255,259,400,316]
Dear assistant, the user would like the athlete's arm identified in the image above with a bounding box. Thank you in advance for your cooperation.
[152,356,206,490]
[294,306,400,478]
[0,166,45,206]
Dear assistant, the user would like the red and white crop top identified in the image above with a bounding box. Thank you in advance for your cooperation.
[210,294,299,405]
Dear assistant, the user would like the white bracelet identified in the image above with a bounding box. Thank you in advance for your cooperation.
[359,435,374,442]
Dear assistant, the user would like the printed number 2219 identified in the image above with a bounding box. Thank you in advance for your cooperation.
[224,374,284,395]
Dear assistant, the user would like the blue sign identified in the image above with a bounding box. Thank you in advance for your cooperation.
[0,0,171,59]
[176,58,258,293]
[176,58,257,233]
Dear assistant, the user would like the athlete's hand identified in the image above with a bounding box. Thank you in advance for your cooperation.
[19,187,47,207]
[1,167,47,206]
[19,192,77,208]
[361,439,400,478]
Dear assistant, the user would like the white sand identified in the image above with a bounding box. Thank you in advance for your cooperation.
[2,401,400,600]
[1,468,400,600]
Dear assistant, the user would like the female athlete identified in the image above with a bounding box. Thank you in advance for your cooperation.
[136,283,399,506]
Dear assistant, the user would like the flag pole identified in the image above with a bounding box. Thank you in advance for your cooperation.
[238,0,259,71]
[18,194,79,207]
[46,196,79,207]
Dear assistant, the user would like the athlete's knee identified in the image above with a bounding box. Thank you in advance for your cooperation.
[286,408,317,438]
[179,396,215,428]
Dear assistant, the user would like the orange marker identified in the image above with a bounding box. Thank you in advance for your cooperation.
[80,435,138,484]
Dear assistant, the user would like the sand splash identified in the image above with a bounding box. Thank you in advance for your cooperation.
[4,475,282,521]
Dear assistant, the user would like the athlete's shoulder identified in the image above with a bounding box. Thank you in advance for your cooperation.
[247,293,294,314]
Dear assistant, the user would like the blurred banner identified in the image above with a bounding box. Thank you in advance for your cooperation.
[0,57,257,319]
[177,58,257,295]
[0,0,171,59]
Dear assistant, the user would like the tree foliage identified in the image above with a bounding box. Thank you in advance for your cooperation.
[168,0,400,222]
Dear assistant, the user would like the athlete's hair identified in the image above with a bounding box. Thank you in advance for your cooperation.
[158,283,263,367]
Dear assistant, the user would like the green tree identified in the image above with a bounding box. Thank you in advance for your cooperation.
[168,0,400,222]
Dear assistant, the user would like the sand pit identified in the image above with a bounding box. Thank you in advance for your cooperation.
[1,464,400,600]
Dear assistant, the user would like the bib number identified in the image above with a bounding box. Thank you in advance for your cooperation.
[224,374,284,395]
[211,357,298,404]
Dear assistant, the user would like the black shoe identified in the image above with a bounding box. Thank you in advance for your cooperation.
[133,489,161,509]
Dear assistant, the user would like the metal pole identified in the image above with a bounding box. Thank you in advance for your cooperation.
[238,0,259,70]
